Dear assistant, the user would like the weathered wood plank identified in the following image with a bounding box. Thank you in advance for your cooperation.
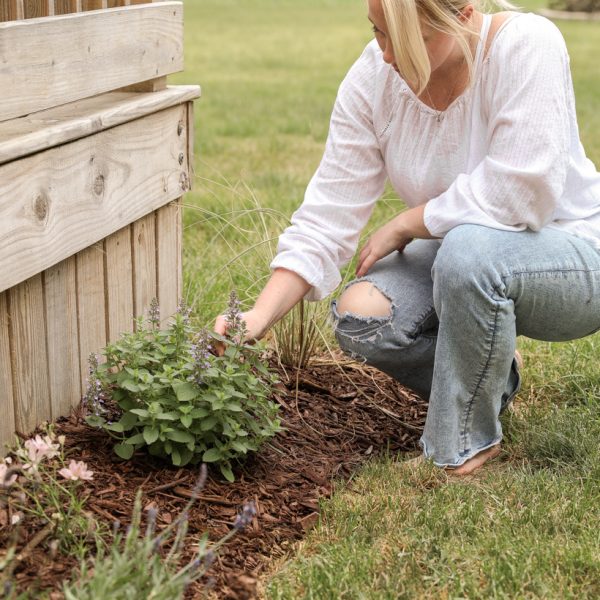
[0,2,184,122]
[0,0,24,21]
[82,0,105,10]
[0,104,189,293]
[186,100,195,190]
[54,0,80,14]
[76,243,106,392]
[0,291,16,452]
[23,0,48,18]
[119,75,167,93]
[105,226,134,339]
[0,87,200,165]
[132,213,157,323]
[44,257,81,416]
[156,200,181,322]
[8,275,50,435]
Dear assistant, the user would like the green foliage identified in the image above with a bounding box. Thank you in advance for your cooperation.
[1,427,104,595]
[549,0,600,12]
[85,297,281,480]
[62,468,256,600]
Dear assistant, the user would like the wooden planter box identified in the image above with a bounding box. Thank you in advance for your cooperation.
[0,0,200,450]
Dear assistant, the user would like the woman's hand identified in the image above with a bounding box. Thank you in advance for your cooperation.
[357,220,413,277]
[356,205,433,277]
[212,308,269,355]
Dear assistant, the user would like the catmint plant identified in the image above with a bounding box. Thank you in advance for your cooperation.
[85,295,281,481]
[62,465,257,599]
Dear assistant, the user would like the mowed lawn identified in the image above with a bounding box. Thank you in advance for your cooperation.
[172,1,600,597]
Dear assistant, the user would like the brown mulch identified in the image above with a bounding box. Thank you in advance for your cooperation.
[1,354,427,599]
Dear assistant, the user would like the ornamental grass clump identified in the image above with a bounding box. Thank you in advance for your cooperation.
[85,293,281,481]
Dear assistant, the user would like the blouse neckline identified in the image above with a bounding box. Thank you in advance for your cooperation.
[396,13,493,120]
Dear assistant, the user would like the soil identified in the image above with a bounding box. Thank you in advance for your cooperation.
[0,354,427,599]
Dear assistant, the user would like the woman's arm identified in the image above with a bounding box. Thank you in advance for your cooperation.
[213,268,311,342]
[356,204,435,276]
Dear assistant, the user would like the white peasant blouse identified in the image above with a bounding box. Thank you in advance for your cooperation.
[270,12,600,301]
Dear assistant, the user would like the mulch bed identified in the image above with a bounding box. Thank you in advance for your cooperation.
[1,354,427,599]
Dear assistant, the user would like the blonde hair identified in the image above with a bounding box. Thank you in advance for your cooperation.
[380,0,518,95]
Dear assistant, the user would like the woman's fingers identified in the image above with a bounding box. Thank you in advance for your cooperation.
[212,315,229,356]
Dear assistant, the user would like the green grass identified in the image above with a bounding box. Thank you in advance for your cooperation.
[171,1,600,597]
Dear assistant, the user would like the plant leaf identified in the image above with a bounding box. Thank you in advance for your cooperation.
[202,448,222,462]
[119,412,139,431]
[114,443,134,459]
[143,426,160,445]
[125,433,146,445]
[220,462,235,482]
[130,409,149,418]
[165,430,195,444]
[172,382,198,402]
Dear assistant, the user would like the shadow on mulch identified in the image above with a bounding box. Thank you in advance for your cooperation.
[2,355,427,599]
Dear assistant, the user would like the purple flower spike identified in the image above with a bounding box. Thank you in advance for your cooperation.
[233,501,257,531]
[225,290,248,342]
[190,328,212,386]
[149,298,160,327]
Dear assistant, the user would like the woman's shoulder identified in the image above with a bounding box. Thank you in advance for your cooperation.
[486,12,568,63]
[343,40,386,87]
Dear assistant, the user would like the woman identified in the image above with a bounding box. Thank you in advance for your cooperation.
[215,0,600,474]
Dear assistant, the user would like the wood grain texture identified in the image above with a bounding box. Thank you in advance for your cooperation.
[0,86,200,165]
[186,101,196,191]
[82,0,105,10]
[0,104,189,293]
[105,225,134,339]
[44,256,81,416]
[156,200,181,322]
[23,0,48,18]
[0,291,16,451]
[132,213,157,323]
[54,0,80,14]
[0,0,24,21]
[8,275,50,435]
[0,2,183,122]
[119,75,167,93]
[76,243,106,392]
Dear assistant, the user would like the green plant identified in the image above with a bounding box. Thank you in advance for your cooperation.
[85,294,281,481]
[0,428,103,594]
[62,466,257,600]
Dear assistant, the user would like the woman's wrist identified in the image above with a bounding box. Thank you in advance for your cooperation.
[395,204,434,240]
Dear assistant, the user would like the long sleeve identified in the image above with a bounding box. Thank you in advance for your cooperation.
[424,16,572,237]
[270,43,387,301]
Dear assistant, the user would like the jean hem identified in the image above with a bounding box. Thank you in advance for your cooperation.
[419,436,503,469]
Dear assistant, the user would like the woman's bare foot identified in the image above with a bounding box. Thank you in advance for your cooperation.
[448,444,501,476]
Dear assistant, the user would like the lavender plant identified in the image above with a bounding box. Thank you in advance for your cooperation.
[85,294,281,481]
[62,466,257,600]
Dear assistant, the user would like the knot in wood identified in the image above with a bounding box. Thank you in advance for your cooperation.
[34,194,49,222]
[177,122,184,136]
[179,172,189,191]
[93,174,105,196]
[178,153,185,165]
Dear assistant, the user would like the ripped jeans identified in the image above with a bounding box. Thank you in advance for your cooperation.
[331,225,600,467]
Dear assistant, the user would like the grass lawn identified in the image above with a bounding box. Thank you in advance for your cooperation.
[172,1,600,597]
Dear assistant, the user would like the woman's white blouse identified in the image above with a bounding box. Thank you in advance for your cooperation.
[270,13,600,301]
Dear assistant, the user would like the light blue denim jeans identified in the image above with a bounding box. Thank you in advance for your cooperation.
[332,225,600,468]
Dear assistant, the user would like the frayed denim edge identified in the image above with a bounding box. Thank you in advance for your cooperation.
[419,436,503,469]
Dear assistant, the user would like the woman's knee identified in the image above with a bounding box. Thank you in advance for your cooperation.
[432,225,502,293]
[337,281,392,318]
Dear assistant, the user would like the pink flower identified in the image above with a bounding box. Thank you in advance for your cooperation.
[23,435,60,466]
[0,459,17,487]
[59,460,94,481]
